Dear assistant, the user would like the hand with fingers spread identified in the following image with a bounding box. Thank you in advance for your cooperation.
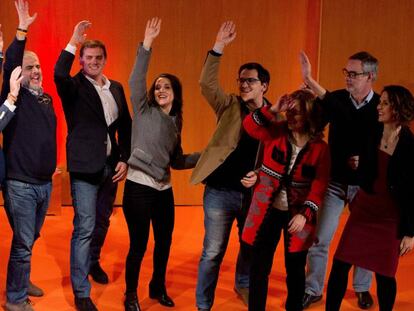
[288,214,306,234]
[143,17,161,50]
[9,66,24,100]
[69,20,91,46]
[240,170,258,188]
[400,236,414,256]
[213,21,237,54]
[15,0,37,31]
[270,94,296,114]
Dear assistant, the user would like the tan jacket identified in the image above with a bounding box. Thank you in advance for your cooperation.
[191,52,252,185]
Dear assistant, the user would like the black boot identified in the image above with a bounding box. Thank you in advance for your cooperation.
[149,284,175,307]
[124,292,141,311]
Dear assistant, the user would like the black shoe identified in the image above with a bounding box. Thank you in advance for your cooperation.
[124,293,141,311]
[89,263,109,284]
[149,288,175,307]
[355,291,374,309]
[74,297,98,311]
[302,293,322,309]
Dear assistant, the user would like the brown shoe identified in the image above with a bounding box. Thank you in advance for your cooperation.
[28,281,44,297]
[5,299,34,311]
[234,287,249,306]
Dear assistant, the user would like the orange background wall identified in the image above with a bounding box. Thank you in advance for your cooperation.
[0,0,412,206]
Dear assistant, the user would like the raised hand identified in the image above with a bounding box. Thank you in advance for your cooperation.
[0,24,3,52]
[15,0,37,30]
[69,20,92,46]
[213,21,237,53]
[143,17,161,50]
[9,66,24,98]
[270,94,296,114]
[299,51,312,81]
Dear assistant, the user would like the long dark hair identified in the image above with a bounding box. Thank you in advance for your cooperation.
[382,85,414,124]
[148,73,183,131]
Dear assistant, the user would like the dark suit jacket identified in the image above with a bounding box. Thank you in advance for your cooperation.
[54,50,131,174]
[0,57,17,183]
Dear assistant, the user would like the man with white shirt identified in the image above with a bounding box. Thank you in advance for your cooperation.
[54,21,131,311]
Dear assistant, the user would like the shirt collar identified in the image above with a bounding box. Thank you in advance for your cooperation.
[84,74,111,90]
[350,89,374,109]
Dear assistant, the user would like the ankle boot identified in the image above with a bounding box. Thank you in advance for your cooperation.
[124,292,141,311]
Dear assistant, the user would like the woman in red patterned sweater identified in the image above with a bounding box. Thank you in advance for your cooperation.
[242,90,330,311]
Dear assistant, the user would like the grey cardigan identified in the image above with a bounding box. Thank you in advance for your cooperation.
[127,44,199,182]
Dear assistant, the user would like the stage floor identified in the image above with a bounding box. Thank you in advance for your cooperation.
[0,206,413,310]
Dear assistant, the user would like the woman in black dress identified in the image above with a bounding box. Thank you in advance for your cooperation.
[326,85,414,311]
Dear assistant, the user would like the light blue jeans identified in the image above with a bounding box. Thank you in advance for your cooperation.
[305,181,372,296]
[3,179,52,303]
[196,185,251,310]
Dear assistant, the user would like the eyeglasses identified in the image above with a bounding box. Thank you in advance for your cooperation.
[237,77,261,85]
[342,68,368,79]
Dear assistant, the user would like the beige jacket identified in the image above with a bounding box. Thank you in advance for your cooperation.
[191,52,254,185]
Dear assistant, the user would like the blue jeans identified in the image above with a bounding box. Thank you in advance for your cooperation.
[70,164,117,298]
[3,179,52,303]
[196,185,252,310]
[305,181,372,296]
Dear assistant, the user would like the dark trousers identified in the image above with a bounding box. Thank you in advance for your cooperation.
[122,180,175,294]
[249,208,308,311]
[326,259,396,311]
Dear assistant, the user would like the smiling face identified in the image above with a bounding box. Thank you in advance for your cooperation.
[80,47,106,80]
[238,69,267,103]
[22,51,42,91]
[286,99,307,133]
[378,91,396,124]
[154,77,174,111]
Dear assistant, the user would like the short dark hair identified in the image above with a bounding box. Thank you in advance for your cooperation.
[349,51,378,81]
[80,40,107,58]
[238,62,270,89]
[382,85,414,124]
[148,73,184,131]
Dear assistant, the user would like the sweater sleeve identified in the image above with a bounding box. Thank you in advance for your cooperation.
[129,44,150,115]
[243,105,286,142]
[300,143,331,222]
[1,38,26,101]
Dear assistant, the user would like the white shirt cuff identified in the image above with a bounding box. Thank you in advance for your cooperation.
[4,100,16,112]
[65,44,77,55]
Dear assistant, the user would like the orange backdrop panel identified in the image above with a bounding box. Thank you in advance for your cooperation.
[0,0,320,205]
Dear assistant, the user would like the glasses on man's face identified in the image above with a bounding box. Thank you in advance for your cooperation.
[237,77,261,85]
[342,68,368,79]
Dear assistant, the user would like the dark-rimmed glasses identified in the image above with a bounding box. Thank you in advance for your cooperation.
[237,77,261,85]
[342,68,368,79]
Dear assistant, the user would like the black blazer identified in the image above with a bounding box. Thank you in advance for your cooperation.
[54,50,131,174]
[359,126,414,238]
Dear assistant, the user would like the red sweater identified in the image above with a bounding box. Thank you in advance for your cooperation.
[242,106,330,252]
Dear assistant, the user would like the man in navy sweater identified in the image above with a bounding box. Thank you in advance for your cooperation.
[300,51,380,310]
[0,1,57,311]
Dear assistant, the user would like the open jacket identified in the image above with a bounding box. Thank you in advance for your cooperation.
[242,106,330,252]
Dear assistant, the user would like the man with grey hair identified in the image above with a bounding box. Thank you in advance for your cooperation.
[299,51,380,310]
[0,1,57,310]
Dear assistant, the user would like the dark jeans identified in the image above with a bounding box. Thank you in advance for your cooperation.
[70,164,117,297]
[326,259,396,311]
[3,179,52,303]
[249,208,307,311]
[122,180,174,294]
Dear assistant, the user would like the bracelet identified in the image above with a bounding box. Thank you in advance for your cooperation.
[16,27,28,33]
[7,93,17,103]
